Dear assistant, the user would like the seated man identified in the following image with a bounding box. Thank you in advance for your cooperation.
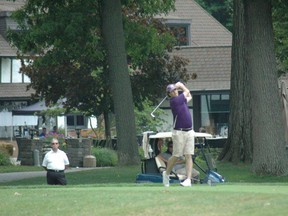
[157,141,200,183]
[39,127,47,138]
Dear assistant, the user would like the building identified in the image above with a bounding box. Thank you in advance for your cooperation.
[0,0,32,138]
[0,1,98,138]
[157,0,232,135]
[0,0,232,138]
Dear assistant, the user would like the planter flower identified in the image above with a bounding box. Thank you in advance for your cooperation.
[41,132,67,149]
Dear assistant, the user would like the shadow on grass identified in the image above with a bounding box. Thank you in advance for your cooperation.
[0,165,140,186]
[1,162,288,187]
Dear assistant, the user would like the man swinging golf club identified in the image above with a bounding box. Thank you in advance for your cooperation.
[163,82,195,187]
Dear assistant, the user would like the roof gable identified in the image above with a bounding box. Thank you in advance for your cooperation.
[0,0,25,55]
[166,0,232,92]
[160,0,232,47]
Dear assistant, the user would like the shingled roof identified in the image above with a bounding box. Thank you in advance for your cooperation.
[0,0,232,101]
[0,34,17,56]
[160,0,232,47]
[0,0,33,99]
[172,46,231,92]
[165,0,232,92]
[0,0,25,12]
[0,83,34,99]
[0,0,25,56]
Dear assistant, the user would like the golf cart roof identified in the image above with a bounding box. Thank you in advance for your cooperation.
[149,132,172,139]
[149,131,213,139]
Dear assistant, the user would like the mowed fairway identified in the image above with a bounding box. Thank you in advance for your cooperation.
[1,164,288,216]
[1,183,288,216]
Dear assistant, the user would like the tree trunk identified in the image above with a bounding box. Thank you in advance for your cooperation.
[101,0,140,165]
[103,110,112,148]
[245,0,288,175]
[219,0,253,163]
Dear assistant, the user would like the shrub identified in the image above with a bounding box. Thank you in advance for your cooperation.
[0,143,14,156]
[138,147,144,160]
[0,150,10,166]
[92,147,118,167]
[42,133,65,144]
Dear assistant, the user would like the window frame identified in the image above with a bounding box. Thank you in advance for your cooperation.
[0,57,31,83]
[66,114,87,129]
[163,19,192,46]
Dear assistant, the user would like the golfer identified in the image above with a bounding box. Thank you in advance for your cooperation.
[163,82,195,187]
[42,138,70,185]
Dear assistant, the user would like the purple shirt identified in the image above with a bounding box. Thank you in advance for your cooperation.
[170,93,192,129]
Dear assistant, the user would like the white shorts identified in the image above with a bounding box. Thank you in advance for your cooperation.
[172,129,195,157]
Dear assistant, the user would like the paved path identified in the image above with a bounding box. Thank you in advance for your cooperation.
[0,167,100,183]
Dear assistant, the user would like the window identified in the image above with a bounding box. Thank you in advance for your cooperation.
[168,24,190,46]
[66,115,86,129]
[0,58,30,83]
[0,101,28,112]
[200,94,230,136]
[76,115,84,125]
[164,19,191,46]
[12,59,22,82]
[67,115,75,126]
[1,58,11,83]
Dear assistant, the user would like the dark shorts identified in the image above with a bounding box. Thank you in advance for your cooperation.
[46,170,67,185]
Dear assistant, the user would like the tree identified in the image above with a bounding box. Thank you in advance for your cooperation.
[218,0,253,163]
[272,0,288,75]
[245,0,287,175]
[8,0,188,164]
[8,0,184,112]
[220,0,288,175]
[196,0,288,76]
[134,99,166,134]
[101,0,139,165]
[195,0,233,31]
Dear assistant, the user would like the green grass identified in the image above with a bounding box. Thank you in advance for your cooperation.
[1,162,288,186]
[0,165,43,173]
[1,184,288,216]
[214,162,288,183]
[1,162,288,216]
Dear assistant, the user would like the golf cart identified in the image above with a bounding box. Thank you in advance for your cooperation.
[135,131,225,184]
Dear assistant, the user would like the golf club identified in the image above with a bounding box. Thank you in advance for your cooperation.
[150,96,168,118]
[150,74,197,118]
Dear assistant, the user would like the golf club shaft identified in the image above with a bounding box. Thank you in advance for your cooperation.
[151,96,168,117]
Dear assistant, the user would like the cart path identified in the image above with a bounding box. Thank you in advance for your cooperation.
[0,167,104,183]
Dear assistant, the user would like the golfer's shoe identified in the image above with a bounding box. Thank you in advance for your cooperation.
[162,171,170,187]
[180,178,192,187]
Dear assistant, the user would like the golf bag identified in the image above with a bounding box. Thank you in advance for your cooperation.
[202,170,225,184]
[193,141,225,185]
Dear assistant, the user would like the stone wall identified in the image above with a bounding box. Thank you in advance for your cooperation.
[16,138,92,167]
[65,139,92,167]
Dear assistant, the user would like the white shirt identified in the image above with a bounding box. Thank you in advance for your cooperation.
[42,149,69,170]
